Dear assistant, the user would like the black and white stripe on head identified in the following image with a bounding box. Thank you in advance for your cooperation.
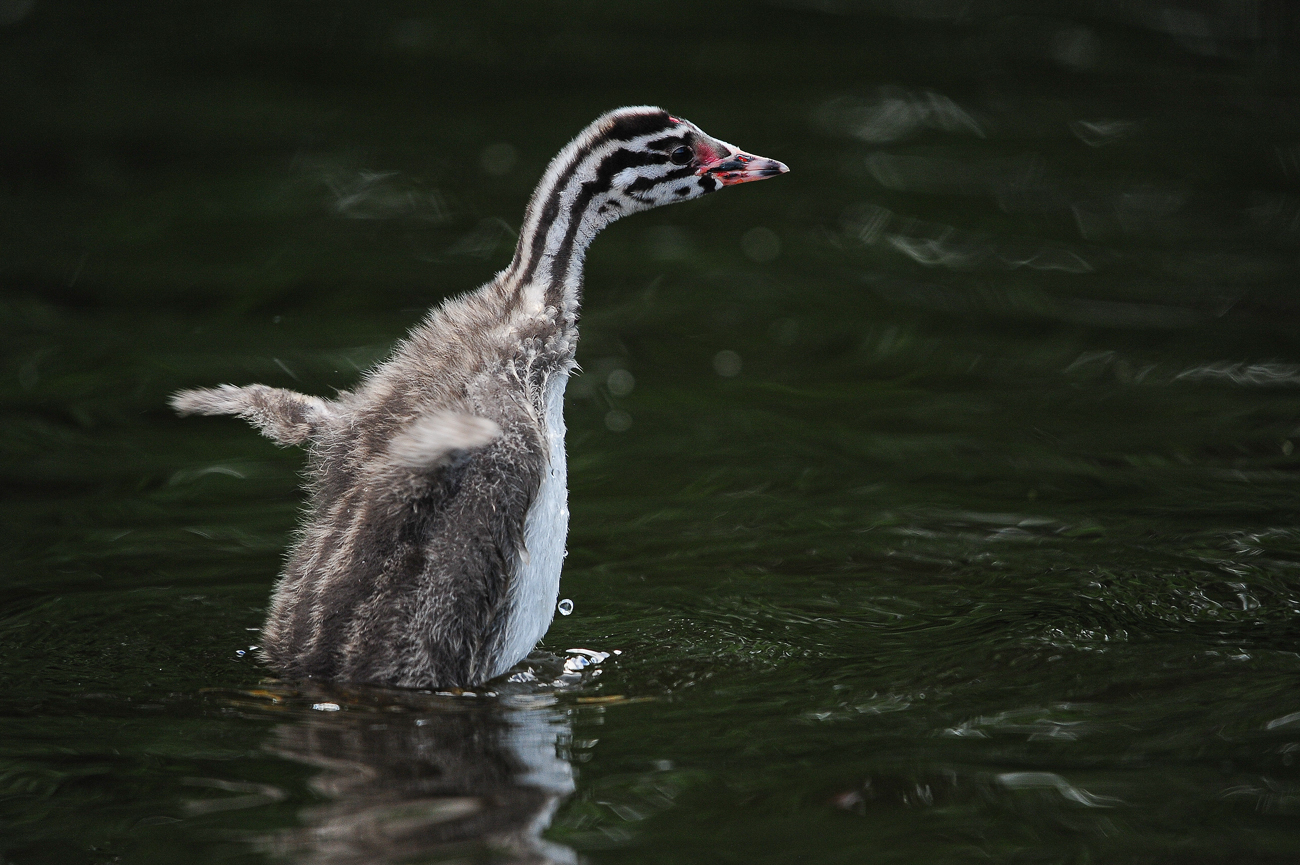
[505,106,753,309]
[601,109,679,142]
[511,108,679,286]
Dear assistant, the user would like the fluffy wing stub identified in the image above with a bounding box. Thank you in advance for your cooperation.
[169,384,339,446]
[387,411,502,469]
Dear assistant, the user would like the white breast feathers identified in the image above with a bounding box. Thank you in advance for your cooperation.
[491,370,570,677]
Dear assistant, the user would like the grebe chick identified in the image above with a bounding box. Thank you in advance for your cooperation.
[171,107,788,689]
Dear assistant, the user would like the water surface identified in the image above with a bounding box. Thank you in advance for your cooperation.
[4,2,1300,862]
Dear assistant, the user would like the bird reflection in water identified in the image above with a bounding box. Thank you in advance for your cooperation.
[256,687,577,864]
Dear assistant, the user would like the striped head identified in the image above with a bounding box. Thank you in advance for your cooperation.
[509,107,788,305]
[579,106,789,210]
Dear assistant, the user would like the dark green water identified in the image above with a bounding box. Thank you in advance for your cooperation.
[5,2,1300,862]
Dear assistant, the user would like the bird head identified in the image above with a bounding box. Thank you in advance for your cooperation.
[511,107,789,290]
[588,106,789,213]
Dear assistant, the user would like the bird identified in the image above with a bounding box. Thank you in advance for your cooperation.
[170,106,788,690]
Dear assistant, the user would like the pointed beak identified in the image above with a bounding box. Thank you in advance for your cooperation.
[698,150,790,186]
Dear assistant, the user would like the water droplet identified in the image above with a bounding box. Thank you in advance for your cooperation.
[741,226,781,262]
[713,350,742,377]
[480,142,518,176]
[566,648,609,662]
[605,410,632,432]
[644,225,692,261]
[607,368,635,396]
[557,598,574,616]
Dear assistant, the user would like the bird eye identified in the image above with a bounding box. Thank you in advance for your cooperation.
[669,145,693,165]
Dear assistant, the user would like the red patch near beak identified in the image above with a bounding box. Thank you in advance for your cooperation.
[695,142,720,163]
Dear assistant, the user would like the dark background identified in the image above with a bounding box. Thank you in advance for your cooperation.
[5,1,1300,862]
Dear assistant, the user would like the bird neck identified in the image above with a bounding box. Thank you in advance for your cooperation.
[498,138,630,324]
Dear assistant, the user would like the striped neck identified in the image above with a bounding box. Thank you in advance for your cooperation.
[500,108,681,320]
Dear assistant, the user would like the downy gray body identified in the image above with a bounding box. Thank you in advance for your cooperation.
[171,106,787,688]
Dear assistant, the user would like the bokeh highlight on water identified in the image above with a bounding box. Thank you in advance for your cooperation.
[4,1,1300,862]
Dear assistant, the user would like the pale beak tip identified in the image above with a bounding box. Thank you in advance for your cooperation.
[752,158,789,180]
[705,153,790,185]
